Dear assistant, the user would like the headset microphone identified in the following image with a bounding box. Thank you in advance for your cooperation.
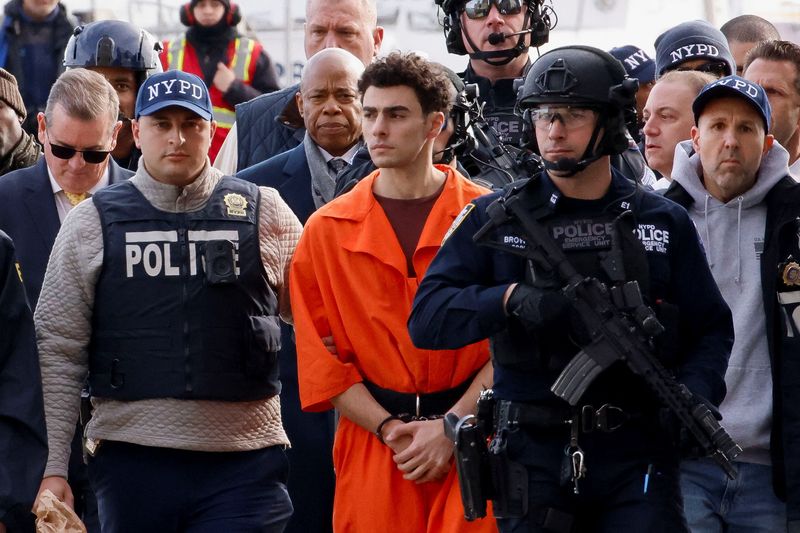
[487,28,534,45]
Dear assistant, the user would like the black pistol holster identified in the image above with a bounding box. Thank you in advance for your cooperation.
[446,389,530,521]
[444,389,497,520]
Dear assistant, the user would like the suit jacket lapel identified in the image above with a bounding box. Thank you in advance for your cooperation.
[23,159,61,247]
[278,146,315,224]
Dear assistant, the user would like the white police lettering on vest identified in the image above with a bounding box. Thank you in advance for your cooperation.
[670,44,720,64]
[124,230,240,278]
[146,79,205,103]
[634,224,670,254]
[550,219,614,251]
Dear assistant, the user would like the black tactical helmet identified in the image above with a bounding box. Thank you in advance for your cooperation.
[435,0,553,66]
[517,45,638,172]
[64,20,162,84]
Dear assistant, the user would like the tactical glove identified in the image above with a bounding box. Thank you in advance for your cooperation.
[505,283,571,333]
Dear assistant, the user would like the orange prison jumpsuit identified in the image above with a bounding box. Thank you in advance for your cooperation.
[290,167,497,533]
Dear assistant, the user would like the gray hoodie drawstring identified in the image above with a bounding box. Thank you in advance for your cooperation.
[735,196,743,284]
[704,195,713,267]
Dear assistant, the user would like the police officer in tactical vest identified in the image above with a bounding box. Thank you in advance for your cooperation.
[34,70,301,532]
[436,0,552,149]
[409,46,735,532]
[436,0,654,188]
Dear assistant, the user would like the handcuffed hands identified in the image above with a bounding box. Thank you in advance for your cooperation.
[385,419,453,484]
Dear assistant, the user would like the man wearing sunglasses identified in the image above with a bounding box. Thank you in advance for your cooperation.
[0,68,130,309]
[655,20,735,79]
[410,46,733,532]
[0,68,130,533]
[436,0,551,150]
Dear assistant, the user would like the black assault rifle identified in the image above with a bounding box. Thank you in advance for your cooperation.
[456,83,543,189]
[473,187,742,479]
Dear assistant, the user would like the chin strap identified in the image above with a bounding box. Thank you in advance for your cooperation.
[543,114,606,177]
[465,9,532,67]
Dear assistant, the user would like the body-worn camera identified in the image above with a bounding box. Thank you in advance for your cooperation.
[204,239,237,284]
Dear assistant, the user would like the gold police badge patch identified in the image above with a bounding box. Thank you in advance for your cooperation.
[782,261,800,287]
[224,193,248,217]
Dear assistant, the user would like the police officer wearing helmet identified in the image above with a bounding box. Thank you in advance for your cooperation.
[409,46,734,532]
[64,20,162,171]
[34,69,300,531]
[436,0,552,150]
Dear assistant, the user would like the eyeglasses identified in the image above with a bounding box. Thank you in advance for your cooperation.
[529,106,597,131]
[675,61,729,78]
[462,0,524,20]
[46,132,111,165]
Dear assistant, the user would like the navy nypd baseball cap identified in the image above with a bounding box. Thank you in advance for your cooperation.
[135,70,212,120]
[692,75,772,131]
[609,45,656,85]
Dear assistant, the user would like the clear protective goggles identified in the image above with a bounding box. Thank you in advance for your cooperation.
[529,106,598,131]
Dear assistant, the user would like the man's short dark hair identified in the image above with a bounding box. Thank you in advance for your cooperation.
[743,40,800,97]
[358,52,451,116]
[720,14,780,43]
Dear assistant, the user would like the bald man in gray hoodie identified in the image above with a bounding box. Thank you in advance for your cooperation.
[666,75,800,533]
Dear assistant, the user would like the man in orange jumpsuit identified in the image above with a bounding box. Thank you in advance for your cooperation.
[290,52,496,533]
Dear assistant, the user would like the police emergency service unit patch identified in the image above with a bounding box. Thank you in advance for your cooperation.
[224,193,248,217]
[442,203,475,244]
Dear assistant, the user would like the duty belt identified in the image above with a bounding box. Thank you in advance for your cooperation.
[364,376,474,419]
[497,400,635,433]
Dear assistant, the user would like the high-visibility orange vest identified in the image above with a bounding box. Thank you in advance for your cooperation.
[162,37,258,161]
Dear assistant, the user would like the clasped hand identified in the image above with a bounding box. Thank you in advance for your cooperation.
[383,418,453,484]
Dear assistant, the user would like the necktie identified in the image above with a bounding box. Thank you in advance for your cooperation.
[328,158,348,175]
[64,191,87,206]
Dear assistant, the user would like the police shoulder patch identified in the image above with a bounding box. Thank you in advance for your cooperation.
[442,203,475,245]
[224,193,248,217]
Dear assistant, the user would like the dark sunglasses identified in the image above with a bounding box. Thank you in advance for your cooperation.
[676,61,729,78]
[46,133,111,165]
[462,0,523,19]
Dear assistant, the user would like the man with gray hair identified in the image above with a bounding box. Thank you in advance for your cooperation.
[0,67,130,533]
[214,0,383,174]
[0,68,128,308]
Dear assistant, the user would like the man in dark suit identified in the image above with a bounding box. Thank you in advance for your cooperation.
[214,0,383,174]
[236,47,365,533]
[0,68,131,308]
[0,68,130,533]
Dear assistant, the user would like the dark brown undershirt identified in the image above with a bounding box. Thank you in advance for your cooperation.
[375,184,445,277]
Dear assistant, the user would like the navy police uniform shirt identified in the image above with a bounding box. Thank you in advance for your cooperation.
[462,63,527,148]
[409,169,733,407]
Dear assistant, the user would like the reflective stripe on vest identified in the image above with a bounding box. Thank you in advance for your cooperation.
[165,37,253,129]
